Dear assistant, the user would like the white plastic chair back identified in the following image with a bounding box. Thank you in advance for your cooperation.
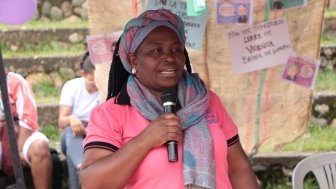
[292,152,336,189]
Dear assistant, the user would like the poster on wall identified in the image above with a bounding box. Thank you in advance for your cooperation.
[216,0,253,25]
[226,17,294,74]
[86,31,122,64]
[268,0,307,11]
[281,55,320,89]
[146,0,209,49]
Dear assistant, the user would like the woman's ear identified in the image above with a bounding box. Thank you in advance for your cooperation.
[128,53,137,67]
[79,70,85,77]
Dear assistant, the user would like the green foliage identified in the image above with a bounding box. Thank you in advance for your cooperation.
[315,70,336,91]
[302,176,319,189]
[40,124,61,141]
[280,122,336,152]
[260,174,319,189]
[0,20,89,29]
[258,172,292,189]
[321,33,336,45]
[33,82,60,104]
[325,9,336,18]
[40,124,62,153]
[1,42,85,58]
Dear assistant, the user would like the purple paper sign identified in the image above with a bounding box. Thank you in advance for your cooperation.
[282,55,320,89]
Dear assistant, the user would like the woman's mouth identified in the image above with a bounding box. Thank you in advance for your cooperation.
[160,68,177,75]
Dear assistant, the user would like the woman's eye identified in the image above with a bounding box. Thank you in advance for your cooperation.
[152,48,161,53]
[172,48,183,53]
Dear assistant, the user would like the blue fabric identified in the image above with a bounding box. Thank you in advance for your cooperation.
[61,127,83,189]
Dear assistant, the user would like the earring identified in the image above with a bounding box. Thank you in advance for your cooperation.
[131,67,137,74]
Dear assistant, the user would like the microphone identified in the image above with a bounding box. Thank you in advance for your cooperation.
[160,89,178,163]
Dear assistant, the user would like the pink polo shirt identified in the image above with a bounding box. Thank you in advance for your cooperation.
[84,91,238,189]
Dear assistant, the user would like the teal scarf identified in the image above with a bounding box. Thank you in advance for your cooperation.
[127,72,215,189]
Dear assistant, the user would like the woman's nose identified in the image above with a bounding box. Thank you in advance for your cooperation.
[163,51,175,63]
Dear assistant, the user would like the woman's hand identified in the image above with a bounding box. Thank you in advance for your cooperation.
[136,113,182,150]
[69,115,86,136]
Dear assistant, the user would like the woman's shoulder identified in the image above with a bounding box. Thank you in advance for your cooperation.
[89,97,131,127]
[208,90,222,104]
[92,97,129,115]
[65,77,84,85]
[62,77,85,90]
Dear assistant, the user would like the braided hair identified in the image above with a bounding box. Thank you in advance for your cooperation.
[105,37,193,101]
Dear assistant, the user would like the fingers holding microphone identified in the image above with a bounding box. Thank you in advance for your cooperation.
[161,113,182,143]
[138,113,182,150]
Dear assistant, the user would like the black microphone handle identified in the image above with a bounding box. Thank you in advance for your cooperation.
[167,141,178,162]
[163,104,175,114]
[163,103,178,162]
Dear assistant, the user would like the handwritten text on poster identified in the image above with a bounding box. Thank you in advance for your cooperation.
[226,17,293,73]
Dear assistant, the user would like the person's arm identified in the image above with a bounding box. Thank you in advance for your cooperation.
[80,113,182,189]
[227,141,260,189]
[58,105,85,136]
[10,73,39,163]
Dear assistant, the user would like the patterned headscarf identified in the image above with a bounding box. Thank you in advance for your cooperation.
[118,9,186,73]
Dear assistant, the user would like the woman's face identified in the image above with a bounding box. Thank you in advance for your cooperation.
[129,26,185,95]
[83,71,98,90]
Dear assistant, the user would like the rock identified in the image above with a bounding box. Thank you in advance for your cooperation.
[26,73,53,88]
[324,48,334,59]
[49,71,65,88]
[50,6,64,20]
[68,32,84,44]
[315,118,328,127]
[10,45,18,52]
[74,7,88,19]
[59,67,76,82]
[331,119,336,128]
[319,56,329,70]
[41,1,52,17]
[16,69,28,77]
[314,104,330,115]
[72,0,85,7]
[63,15,82,22]
[37,65,46,73]
[61,1,73,17]
[38,16,51,22]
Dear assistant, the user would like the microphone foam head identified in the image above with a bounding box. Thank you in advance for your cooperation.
[160,88,176,103]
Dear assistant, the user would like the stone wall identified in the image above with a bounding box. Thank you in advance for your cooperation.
[3,45,336,127]
[3,56,82,90]
[2,45,335,92]
[34,0,335,22]
[36,0,88,22]
[320,46,336,71]
[327,0,336,9]
[312,92,336,127]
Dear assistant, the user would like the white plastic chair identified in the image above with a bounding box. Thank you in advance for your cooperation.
[292,152,336,189]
